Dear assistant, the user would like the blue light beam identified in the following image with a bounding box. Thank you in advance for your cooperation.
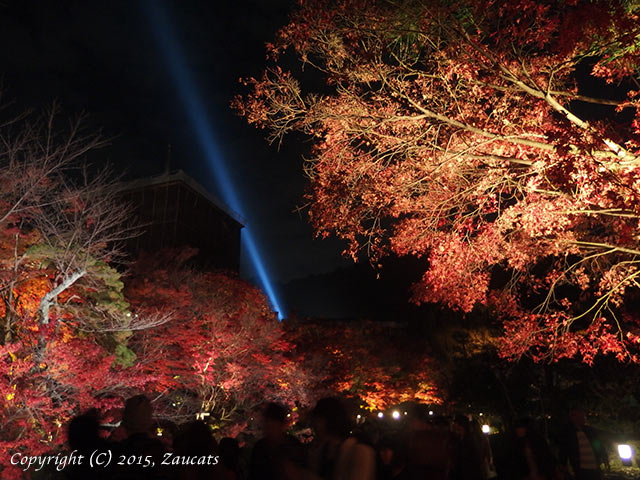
[145,1,285,319]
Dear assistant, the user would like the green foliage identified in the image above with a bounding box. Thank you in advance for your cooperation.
[113,342,137,368]
[87,260,128,308]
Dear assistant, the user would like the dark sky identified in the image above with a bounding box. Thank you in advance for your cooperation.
[0,0,414,318]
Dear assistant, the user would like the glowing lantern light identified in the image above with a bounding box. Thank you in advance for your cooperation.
[429,410,434,416]
[482,424,491,434]
[618,444,633,466]
[392,410,401,420]
[377,412,384,419]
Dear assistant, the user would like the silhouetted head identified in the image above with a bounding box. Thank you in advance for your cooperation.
[311,397,350,441]
[219,437,240,468]
[68,408,102,452]
[122,394,153,435]
[452,414,470,437]
[174,420,217,456]
[378,435,399,466]
[513,417,533,438]
[569,408,586,428]
[406,404,431,431]
[261,402,288,440]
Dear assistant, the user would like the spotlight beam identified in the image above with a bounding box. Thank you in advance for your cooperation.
[145,1,285,319]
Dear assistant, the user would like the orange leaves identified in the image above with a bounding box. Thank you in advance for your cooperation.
[13,275,51,316]
[236,0,640,365]
[288,321,442,411]
[0,246,158,475]
[497,312,633,365]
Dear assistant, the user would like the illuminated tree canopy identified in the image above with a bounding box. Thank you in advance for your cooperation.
[286,320,441,411]
[0,109,312,478]
[125,249,314,437]
[0,108,160,479]
[236,0,640,363]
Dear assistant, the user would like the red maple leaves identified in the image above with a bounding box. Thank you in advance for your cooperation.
[235,0,640,363]
[286,320,441,411]
[124,250,313,435]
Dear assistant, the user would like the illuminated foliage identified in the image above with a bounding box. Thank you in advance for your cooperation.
[0,109,156,479]
[125,249,314,436]
[236,0,640,363]
[0,105,315,478]
[286,320,441,411]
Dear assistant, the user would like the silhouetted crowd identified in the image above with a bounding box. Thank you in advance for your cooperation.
[52,396,611,480]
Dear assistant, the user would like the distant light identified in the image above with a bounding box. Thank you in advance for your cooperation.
[241,234,285,319]
[144,0,285,319]
[392,410,401,420]
[482,424,491,434]
[378,412,384,419]
[429,410,434,416]
[356,414,362,419]
[404,411,408,415]
[479,413,483,416]
[619,444,633,463]
[287,413,291,418]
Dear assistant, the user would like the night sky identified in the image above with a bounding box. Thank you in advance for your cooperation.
[0,0,424,319]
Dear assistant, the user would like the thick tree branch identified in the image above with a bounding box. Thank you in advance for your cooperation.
[39,270,86,324]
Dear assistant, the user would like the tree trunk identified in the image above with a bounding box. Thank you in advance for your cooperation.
[39,270,86,324]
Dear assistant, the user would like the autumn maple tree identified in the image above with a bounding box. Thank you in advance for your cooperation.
[125,249,314,437]
[0,107,160,479]
[285,319,441,411]
[236,0,640,363]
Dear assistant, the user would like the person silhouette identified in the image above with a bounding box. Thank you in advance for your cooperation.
[248,402,303,480]
[558,408,608,480]
[115,394,167,479]
[65,408,112,479]
[308,397,376,480]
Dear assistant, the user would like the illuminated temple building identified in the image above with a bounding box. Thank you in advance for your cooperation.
[119,170,244,271]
